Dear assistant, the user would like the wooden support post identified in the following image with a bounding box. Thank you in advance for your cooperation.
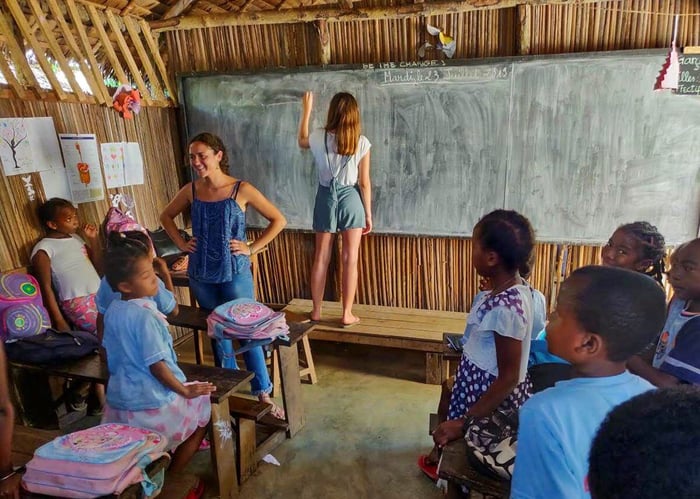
[315,20,331,65]
[209,398,239,499]
[425,352,442,385]
[517,4,532,56]
[235,418,257,483]
[278,342,305,437]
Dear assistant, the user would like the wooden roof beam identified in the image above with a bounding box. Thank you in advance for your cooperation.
[0,9,42,91]
[162,0,199,19]
[150,0,606,30]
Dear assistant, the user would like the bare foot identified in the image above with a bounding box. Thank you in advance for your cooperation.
[425,445,440,466]
[259,393,286,420]
[341,314,360,327]
[310,308,322,322]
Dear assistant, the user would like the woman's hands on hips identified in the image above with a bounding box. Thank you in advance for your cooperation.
[363,215,373,235]
[230,239,252,256]
[0,472,21,498]
[179,237,197,253]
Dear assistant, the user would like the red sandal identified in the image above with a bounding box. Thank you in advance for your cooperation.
[185,478,205,499]
[417,454,439,482]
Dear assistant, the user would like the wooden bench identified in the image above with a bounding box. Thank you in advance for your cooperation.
[12,425,193,499]
[283,299,465,384]
[437,439,510,499]
[8,355,253,499]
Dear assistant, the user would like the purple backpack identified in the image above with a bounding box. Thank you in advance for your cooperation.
[0,272,51,341]
[207,298,289,341]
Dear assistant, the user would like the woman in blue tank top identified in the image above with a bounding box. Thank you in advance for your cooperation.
[161,132,287,417]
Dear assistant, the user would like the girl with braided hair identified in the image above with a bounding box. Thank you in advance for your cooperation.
[602,221,666,285]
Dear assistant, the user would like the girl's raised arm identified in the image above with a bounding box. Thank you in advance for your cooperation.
[160,184,196,254]
[298,91,313,149]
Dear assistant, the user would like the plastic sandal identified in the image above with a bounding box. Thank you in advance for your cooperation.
[417,454,439,482]
[198,438,210,451]
[185,478,205,499]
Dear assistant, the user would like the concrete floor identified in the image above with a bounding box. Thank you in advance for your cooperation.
[179,340,444,499]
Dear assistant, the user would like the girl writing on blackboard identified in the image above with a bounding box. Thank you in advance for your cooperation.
[160,132,287,419]
[298,91,372,327]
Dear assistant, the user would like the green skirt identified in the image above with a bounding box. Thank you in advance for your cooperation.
[313,182,366,233]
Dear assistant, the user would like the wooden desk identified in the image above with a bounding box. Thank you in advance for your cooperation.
[167,305,210,364]
[9,355,253,499]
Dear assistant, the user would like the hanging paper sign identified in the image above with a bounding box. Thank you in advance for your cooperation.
[0,118,63,176]
[58,134,105,204]
[677,54,700,95]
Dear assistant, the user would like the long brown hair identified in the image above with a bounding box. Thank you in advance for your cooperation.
[188,132,229,173]
[325,92,361,156]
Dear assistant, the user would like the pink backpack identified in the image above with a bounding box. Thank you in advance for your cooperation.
[0,272,51,341]
[22,423,169,498]
[102,207,149,238]
[207,298,289,341]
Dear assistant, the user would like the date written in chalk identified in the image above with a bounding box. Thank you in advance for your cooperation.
[374,65,510,85]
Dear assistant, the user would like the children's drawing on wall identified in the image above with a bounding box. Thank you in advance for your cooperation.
[0,118,63,178]
[58,134,104,204]
[39,168,72,201]
[101,142,145,188]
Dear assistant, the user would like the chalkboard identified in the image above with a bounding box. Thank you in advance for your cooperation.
[180,50,700,244]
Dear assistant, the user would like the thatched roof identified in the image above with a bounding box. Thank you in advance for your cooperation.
[0,0,698,105]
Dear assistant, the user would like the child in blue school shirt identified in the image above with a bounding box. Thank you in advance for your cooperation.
[100,232,215,474]
[511,266,666,499]
[628,238,700,387]
[95,230,179,342]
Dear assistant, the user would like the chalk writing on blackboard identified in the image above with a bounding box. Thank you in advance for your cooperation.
[376,65,510,85]
[677,55,700,95]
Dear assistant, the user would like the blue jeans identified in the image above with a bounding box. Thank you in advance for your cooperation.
[189,271,273,395]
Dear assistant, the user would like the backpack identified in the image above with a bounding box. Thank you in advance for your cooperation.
[22,423,169,498]
[4,329,100,365]
[464,409,519,481]
[102,206,146,235]
[207,298,289,341]
[0,272,51,341]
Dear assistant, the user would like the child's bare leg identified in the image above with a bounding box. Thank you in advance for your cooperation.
[425,377,455,465]
[169,425,208,473]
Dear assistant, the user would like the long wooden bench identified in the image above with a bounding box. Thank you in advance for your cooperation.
[9,355,253,499]
[283,299,465,384]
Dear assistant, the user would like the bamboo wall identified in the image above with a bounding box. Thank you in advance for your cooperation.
[0,100,184,272]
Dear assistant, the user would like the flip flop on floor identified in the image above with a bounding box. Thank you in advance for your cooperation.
[341,318,361,328]
[185,478,205,499]
[268,401,286,420]
[417,454,439,482]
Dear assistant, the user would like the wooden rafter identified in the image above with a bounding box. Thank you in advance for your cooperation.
[64,0,112,103]
[45,0,107,104]
[0,51,30,99]
[138,19,177,104]
[123,17,166,100]
[5,0,68,99]
[26,0,87,101]
[86,4,130,86]
[163,0,199,19]
[104,10,152,104]
[0,9,41,92]
[151,0,605,30]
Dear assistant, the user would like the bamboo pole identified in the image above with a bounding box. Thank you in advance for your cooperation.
[4,0,67,99]
[104,10,153,105]
[86,6,130,87]
[150,0,605,31]
[64,0,112,104]
[25,0,87,101]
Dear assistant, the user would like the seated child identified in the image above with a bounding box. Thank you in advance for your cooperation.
[511,265,666,499]
[95,230,179,342]
[101,232,215,474]
[628,238,700,386]
[421,209,537,480]
[588,386,700,499]
[31,198,102,333]
[528,221,667,389]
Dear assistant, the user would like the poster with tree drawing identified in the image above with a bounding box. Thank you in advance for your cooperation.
[0,117,64,177]
[0,119,30,174]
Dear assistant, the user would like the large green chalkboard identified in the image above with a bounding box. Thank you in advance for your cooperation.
[181,50,700,244]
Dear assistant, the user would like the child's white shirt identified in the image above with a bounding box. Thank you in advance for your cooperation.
[31,234,101,300]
